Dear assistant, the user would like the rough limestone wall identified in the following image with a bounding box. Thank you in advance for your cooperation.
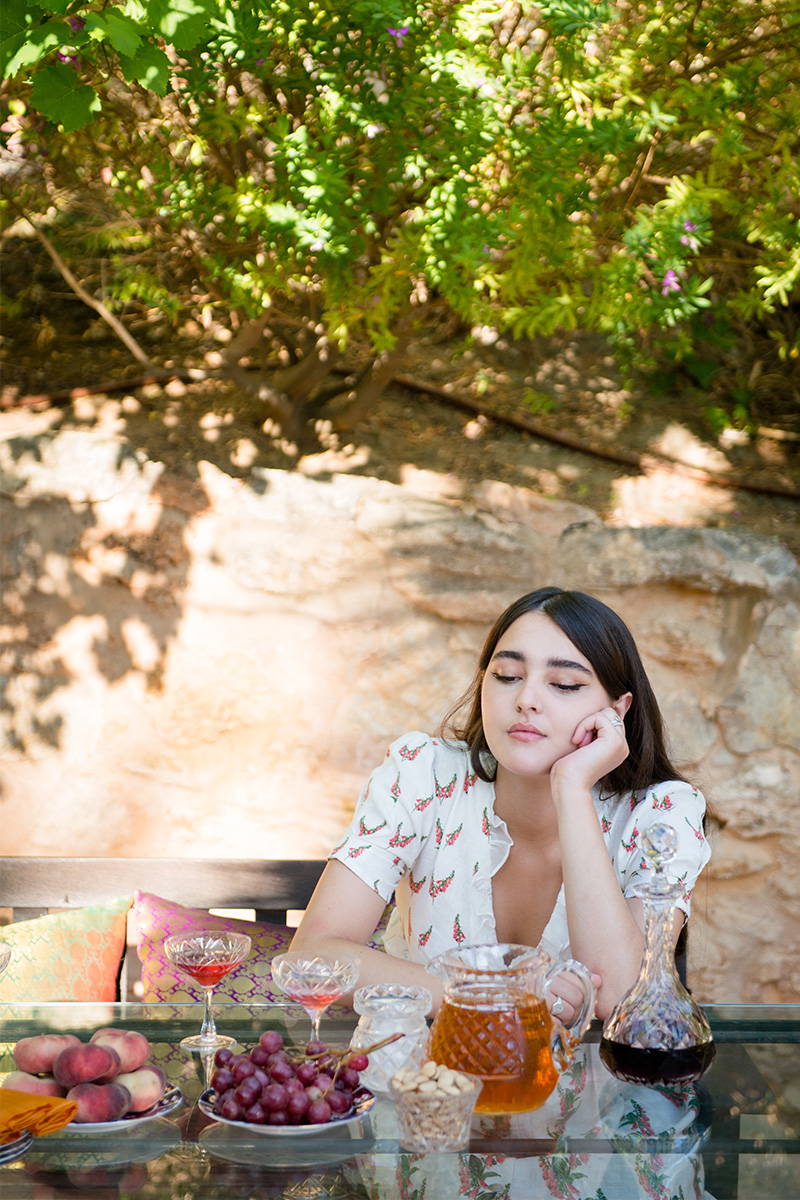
[1,421,798,1002]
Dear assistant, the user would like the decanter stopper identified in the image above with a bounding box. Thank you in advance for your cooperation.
[599,823,715,1086]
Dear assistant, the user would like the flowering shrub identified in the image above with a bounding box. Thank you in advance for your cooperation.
[2,1,797,430]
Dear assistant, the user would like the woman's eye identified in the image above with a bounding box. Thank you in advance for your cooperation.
[491,672,521,684]
[553,682,584,692]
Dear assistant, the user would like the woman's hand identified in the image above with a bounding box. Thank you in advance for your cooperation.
[547,970,603,1026]
[550,703,631,794]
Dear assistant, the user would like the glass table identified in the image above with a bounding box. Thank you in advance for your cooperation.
[0,1002,797,1199]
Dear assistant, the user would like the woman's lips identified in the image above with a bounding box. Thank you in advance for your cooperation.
[508,723,545,741]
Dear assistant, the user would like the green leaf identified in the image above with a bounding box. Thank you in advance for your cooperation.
[30,62,101,130]
[120,42,169,94]
[2,8,61,79]
[143,0,216,51]
[85,12,142,58]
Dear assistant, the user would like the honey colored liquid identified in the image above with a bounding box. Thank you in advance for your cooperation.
[428,990,558,1114]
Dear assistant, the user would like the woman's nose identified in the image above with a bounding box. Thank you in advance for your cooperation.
[515,680,542,712]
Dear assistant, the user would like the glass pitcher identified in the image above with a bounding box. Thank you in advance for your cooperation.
[427,942,595,1114]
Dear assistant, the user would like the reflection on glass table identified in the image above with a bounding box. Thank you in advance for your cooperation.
[0,1002,797,1200]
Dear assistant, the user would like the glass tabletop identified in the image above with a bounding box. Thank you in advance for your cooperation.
[0,1002,798,1199]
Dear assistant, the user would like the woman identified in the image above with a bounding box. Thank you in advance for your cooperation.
[291,587,711,1020]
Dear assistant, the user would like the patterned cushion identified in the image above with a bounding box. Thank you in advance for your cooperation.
[132,892,293,1003]
[132,892,396,1004]
[0,897,131,1002]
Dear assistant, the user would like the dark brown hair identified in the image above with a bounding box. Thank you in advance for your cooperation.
[442,586,685,796]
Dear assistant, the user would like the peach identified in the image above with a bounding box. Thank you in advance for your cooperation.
[89,1028,150,1073]
[13,1034,81,1076]
[53,1043,121,1089]
[66,1081,131,1123]
[1,1070,65,1097]
[113,1065,166,1113]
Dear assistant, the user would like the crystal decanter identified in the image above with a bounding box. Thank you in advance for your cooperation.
[600,822,715,1086]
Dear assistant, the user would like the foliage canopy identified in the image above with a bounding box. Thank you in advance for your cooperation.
[2,0,799,436]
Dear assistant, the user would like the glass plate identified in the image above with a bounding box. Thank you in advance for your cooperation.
[197,1086,376,1137]
[0,1130,33,1164]
[64,1085,183,1132]
[200,1122,373,1170]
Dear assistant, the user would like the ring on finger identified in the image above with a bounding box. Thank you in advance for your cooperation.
[610,716,624,727]
[551,994,565,1017]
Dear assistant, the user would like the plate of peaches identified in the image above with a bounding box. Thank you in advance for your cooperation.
[4,1028,183,1133]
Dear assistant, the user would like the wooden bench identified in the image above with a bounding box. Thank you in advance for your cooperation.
[0,856,326,999]
[1,857,689,993]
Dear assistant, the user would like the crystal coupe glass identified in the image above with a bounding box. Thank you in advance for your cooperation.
[271,951,359,1043]
[164,930,251,1051]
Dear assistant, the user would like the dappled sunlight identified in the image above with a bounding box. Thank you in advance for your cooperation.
[121,617,163,674]
[398,464,466,503]
[652,422,732,474]
[609,468,735,528]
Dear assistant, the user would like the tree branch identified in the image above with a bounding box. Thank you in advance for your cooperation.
[13,206,158,370]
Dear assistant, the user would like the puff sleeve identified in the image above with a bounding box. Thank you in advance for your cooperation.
[329,732,440,904]
[611,780,711,915]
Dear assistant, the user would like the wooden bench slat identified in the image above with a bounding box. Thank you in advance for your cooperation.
[0,858,326,914]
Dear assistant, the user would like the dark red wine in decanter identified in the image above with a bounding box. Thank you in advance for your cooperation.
[600,823,715,1087]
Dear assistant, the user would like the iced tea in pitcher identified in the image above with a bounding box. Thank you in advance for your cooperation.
[428,986,558,1113]
[427,943,595,1115]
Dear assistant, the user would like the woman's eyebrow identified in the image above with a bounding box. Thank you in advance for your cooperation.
[548,656,592,675]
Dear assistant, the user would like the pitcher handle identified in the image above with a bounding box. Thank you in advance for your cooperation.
[542,958,596,1071]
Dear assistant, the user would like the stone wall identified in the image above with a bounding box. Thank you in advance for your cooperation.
[1,417,798,1002]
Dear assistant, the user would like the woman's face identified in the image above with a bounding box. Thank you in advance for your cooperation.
[480,610,616,778]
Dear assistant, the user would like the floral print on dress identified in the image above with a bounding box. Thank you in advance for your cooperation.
[389,824,416,848]
[358,816,387,837]
[330,732,710,964]
[436,773,457,801]
[539,1153,590,1199]
[621,825,640,853]
[428,869,455,899]
[632,1152,672,1199]
[453,913,465,943]
[684,815,704,842]
[399,741,426,760]
[445,822,463,846]
[619,1097,657,1137]
[457,1154,512,1200]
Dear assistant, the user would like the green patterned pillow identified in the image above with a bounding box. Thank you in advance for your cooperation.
[0,897,131,1002]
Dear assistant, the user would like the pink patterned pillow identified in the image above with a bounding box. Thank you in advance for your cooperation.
[132,891,293,1003]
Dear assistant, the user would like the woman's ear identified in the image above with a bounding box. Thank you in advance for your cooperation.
[614,692,633,719]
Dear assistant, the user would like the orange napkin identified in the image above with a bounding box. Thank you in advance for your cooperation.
[0,1089,78,1142]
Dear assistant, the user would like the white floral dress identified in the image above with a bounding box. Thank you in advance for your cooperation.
[330,732,711,964]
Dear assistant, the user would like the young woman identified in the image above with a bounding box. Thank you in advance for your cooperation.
[290,587,711,1020]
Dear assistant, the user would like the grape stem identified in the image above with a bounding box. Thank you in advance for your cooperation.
[329,1032,406,1089]
[295,1032,407,1092]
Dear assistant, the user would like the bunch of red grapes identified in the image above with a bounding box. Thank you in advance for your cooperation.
[209,1031,370,1126]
